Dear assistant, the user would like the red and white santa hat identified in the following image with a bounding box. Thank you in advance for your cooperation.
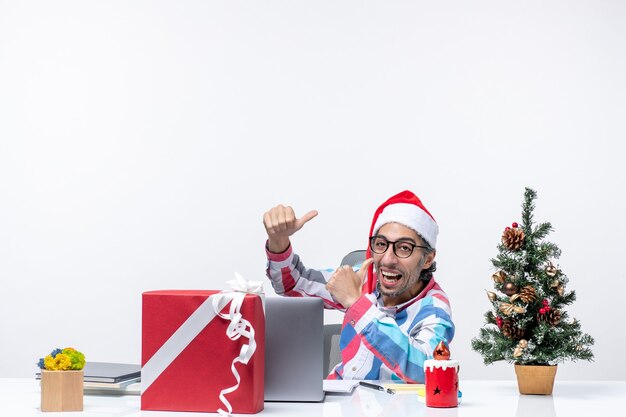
[365,190,438,293]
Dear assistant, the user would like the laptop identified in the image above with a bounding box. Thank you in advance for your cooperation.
[264,297,325,402]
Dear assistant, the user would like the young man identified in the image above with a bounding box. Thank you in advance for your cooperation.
[263,190,454,382]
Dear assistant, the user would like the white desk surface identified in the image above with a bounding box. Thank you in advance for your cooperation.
[0,379,624,417]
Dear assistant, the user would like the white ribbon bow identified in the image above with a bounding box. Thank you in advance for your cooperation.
[213,273,264,416]
[226,272,264,294]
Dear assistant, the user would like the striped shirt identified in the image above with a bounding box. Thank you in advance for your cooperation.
[265,244,455,382]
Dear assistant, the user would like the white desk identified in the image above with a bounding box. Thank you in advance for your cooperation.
[1,379,624,417]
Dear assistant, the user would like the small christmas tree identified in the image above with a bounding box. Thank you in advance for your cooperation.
[472,188,594,366]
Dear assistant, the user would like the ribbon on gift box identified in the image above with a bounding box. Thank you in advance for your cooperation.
[212,273,264,415]
[141,273,264,415]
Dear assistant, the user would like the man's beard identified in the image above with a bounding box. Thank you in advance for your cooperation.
[375,258,425,299]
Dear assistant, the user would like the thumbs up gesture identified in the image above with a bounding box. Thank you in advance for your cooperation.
[263,204,318,253]
[326,258,374,309]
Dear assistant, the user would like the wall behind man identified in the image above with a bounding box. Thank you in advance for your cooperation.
[1,1,624,379]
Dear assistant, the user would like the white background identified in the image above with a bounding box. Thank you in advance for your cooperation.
[1,1,624,380]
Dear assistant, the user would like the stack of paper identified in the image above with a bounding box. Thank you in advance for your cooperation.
[383,383,425,396]
[383,383,462,403]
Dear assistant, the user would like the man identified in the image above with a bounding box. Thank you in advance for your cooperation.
[263,190,454,382]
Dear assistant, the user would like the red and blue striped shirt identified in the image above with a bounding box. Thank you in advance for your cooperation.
[266,244,455,382]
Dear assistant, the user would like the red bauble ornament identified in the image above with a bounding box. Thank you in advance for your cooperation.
[539,308,546,314]
[512,222,518,228]
[542,299,549,306]
[505,226,511,231]
[496,317,503,328]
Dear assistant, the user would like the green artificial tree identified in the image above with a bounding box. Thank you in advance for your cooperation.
[472,188,594,368]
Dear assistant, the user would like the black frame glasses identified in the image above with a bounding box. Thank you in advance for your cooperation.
[369,235,429,259]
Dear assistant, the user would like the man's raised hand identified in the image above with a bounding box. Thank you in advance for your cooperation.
[263,205,318,253]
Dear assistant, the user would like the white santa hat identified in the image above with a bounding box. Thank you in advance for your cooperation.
[370,190,438,248]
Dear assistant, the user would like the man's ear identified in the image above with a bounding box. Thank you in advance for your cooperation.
[423,250,436,269]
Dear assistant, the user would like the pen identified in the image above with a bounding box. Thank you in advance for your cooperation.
[359,381,396,394]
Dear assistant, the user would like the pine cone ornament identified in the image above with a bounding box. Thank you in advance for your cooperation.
[502,227,525,251]
[501,318,524,340]
[538,309,562,326]
[518,285,537,304]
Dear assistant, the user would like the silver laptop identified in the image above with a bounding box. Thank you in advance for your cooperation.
[264,297,325,402]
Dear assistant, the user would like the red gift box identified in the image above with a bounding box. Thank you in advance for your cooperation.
[141,290,265,413]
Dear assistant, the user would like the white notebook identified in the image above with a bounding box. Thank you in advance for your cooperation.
[323,380,359,394]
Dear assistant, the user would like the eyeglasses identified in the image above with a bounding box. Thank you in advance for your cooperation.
[369,235,429,259]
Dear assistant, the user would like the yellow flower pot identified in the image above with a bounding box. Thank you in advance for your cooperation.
[514,364,557,395]
[40,369,84,412]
